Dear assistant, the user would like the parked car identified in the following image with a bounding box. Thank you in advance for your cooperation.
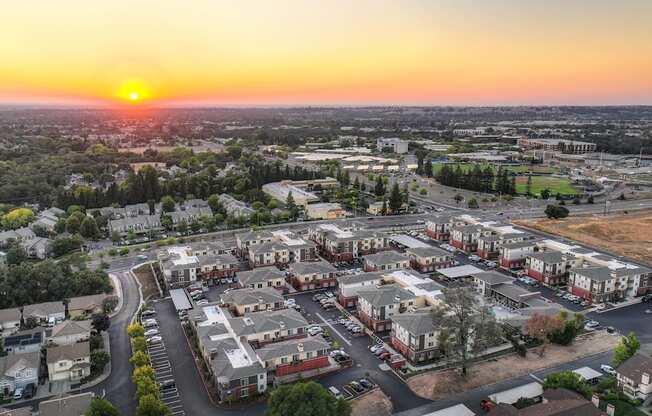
[369,344,384,354]
[143,319,158,328]
[349,381,364,393]
[359,379,373,389]
[349,326,362,333]
[147,335,163,344]
[600,364,616,375]
[585,320,600,328]
[338,318,350,325]
[606,326,616,334]
[159,379,176,390]
[378,352,392,360]
[325,291,334,298]
[322,303,336,310]
[374,348,388,356]
[144,329,160,337]
[196,300,209,306]
[13,387,23,400]
[328,386,343,399]
[284,298,296,306]
[313,294,326,301]
[23,383,35,399]
[308,326,324,336]
[141,309,156,318]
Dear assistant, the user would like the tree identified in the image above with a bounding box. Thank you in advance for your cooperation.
[587,195,595,204]
[102,296,119,314]
[613,332,640,366]
[544,205,569,219]
[423,158,433,178]
[6,242,28,265]
[110,231,121,243]
[389,183,403,214]
[85,397,119,416]
[431,287,501,376]
[467,198,479,209]
[136,394,170,416]
[132,365,156,384]
[91,350,110,374]
[1,208,35,229]
[207,194,221,213]
[524,313,564,357]
[525,175,533,196]
[92,313,110,333]
[136,376,160,400]
[66,212,85,234]
[267,381,351,416]
[130,350,151,367]
[380,199,388,216]
[543,371,592,399]
[160,196,175,213]
[132,336,147,354]
[540,188,551,200]
[286,191,299,220]
[453,194,464,205]
[176,219,188,235]
[80,217,100,240]
[374,175,385,196]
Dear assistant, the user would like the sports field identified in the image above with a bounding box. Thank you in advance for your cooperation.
[514,176,579,196]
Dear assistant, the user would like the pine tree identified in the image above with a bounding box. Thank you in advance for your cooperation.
[389,183,403,213]
[423,158,433,178]
[381,199,388,216]
[374,176,385,196]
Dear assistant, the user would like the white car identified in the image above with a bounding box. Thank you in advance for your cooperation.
[585,320,600,328]
[196,299,209,306]
[369,344,384,353]
[338,318,350,325]
[284,299,296,306]
[144,329,159,337]
[325,292,334,298]
[308,327,324,336]
[147,335,163,344]
[600,364,616,375]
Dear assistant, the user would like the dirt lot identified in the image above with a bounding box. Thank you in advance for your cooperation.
[516,211,652,265]
[351,389,393,416]
[132,263,161,299]
[407,330,620,400]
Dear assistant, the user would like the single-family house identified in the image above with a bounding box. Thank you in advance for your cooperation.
[46,342,91,382]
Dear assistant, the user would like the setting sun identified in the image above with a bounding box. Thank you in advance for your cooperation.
[128,92,139,101]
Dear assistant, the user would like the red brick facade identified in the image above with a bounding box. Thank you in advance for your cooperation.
[570,285,593,300]
[338,294,358,308]
[500,257,526,269]
[410,260,453,273]
[359,310,391,332]
[477,249,499,260]
[450,239,476,252]
[290,277,338,292]
[425,229,449,241]
[527,268,565,285]
[274,355,330,377]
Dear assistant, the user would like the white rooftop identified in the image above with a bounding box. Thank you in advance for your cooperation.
[390,234,431,248]
[389,270,443,302]
[573,366,603,381]
[168,246,198,266]
[489,382,543,404]
[421,404,475,416]
[438,265,484,279]
[318,223,353,238]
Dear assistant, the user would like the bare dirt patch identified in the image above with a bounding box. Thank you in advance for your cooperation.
[132,263,161,299]
[351,389,393,416]
[407,330,620,400]
[515,211,652,266]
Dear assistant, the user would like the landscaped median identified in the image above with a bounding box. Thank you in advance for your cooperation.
[405,330,619,400]
[127,322,172,416]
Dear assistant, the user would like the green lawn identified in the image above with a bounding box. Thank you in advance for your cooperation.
[515,176,579,196]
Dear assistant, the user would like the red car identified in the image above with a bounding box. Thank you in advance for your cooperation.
[378,352,392,360]
[480,400,495,412]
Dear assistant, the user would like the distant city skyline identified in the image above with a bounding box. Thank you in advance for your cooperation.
[1,0,651,107]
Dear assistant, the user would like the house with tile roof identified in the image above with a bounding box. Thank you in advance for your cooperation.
[219,287,285,316]
[0,352,40,396]
[48,320,92,346]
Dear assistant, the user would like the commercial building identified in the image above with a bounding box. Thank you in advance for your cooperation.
[377,137,408,154]
[262,181,320,208]
[517,138,597,154]
[305,203,348,220]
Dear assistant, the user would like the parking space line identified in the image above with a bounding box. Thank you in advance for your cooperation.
[149,351,168,358]
[315,312,352,346]
[164,400,182,406]
[153,361,170,368]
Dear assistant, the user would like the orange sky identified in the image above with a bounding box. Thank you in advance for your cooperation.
[1,0,651,106]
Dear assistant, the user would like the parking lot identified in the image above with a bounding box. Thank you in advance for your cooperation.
[289,291,432,413]
[141,312,186,416]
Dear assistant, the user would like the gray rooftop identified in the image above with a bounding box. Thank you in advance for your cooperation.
[570,266,613,282]
[256,335,330,361]
[528,250,566,263]
[474,271,514,286]
[23,301,65,318]
[391,312,438,336]
[363,251,409,265]
[617,353,652,382]
[228,308,308,337]
[357,285,415,307]
[220,287,284,306]
[289,260,337,276]
[406,246,450,258]
[238,267,286,286]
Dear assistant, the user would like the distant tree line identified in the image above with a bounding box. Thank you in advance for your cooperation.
[435,164,517,195]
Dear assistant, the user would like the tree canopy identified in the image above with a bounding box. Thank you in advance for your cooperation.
[266,381,351,416]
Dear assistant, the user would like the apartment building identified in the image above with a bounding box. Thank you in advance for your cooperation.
[362,251,410,272]
[235,230,274,259]
[616,353,652,401]
[309,223,388,262]
[390,312,441,364]
[498,240,539,269]
[424,214,464,241]
[159,246,240,288]
[525,251,576,285]
[108,214,162,236]
[336,272,386,308]
[568,265,651,303]
[473,272,542,309]
[450,224,492,252]
[288,261,338,291]
[237,267,287,291]
[358,285,417,332]
[219,287,285,316]
[406,247,454,273]
[477,233,534,260]
[256,336,331,378]
[248,242,290,268]
[218,194,255,218]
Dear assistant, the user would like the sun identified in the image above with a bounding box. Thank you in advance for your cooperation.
[116,79,150,104]
[129,92,139,101]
